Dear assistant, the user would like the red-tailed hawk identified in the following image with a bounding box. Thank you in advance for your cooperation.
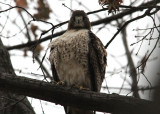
[48,10,107,114]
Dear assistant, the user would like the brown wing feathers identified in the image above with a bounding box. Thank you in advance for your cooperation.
[88,31,107,92]
[50,48,60,82]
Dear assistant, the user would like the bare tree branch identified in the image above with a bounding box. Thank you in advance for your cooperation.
[5,0,160,50]
[105,8,159,48]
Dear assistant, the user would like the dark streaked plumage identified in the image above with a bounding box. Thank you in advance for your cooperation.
[48,10,107,114]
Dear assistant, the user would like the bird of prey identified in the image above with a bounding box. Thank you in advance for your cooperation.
[48,10,107,114]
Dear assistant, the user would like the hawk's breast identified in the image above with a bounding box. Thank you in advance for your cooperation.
[49,29,91,88]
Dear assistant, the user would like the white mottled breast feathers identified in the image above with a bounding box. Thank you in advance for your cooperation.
[49,29,91,88]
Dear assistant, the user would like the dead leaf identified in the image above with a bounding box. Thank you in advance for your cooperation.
[34,0,51,20]
[31,24,38,39]
[99,0,123,14]
[35,44,44,54]
[23,49,28,57]
[14,0,28,13]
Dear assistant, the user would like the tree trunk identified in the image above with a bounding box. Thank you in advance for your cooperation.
[121,27,140,98]
[0,39,35,114]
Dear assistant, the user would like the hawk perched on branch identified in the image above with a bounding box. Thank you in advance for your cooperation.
[48,10,107,114]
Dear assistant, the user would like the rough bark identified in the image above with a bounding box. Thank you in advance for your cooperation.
[0,73,159,114]
[0,39,35,114]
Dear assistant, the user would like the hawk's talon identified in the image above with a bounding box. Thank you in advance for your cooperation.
[79,86,89,90]
[56,81,65,85]
[51,80,65,86]
[71,84,89,90]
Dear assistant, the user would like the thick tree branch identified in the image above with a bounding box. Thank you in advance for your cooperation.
[0,73,159,114]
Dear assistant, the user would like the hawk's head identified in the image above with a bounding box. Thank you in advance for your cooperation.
[68,10,91,30]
